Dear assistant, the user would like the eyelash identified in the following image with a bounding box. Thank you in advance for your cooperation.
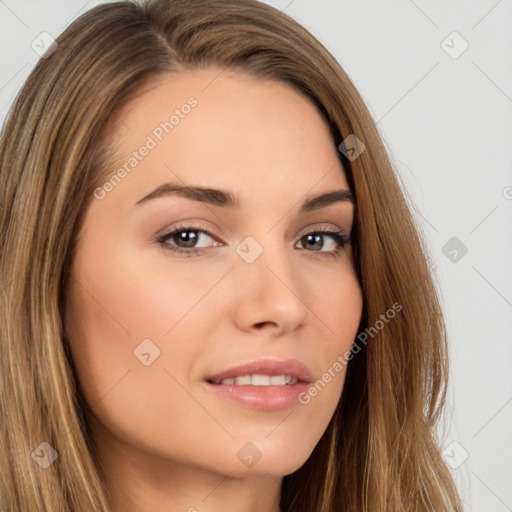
[156,224,351,260]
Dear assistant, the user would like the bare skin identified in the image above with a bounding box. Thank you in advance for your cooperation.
[64,67,363,512]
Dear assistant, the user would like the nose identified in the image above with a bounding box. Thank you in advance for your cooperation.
[231,241,309,335]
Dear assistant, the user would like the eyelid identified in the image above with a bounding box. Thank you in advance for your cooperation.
[155,219,222,241]
[297,222,348,236]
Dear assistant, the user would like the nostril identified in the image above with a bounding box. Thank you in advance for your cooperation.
[253,321,277,329]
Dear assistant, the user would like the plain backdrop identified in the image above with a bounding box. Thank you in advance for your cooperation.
[1,1,511,510]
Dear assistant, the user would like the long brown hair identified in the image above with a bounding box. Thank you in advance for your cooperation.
[0,0,462,510]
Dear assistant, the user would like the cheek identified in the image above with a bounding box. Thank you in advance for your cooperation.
[66,243,211,342]
[307,263,363,402]
[318,258,363,350]
[328,279,363,352]
[63,245,224,410]
[63,252,207,453]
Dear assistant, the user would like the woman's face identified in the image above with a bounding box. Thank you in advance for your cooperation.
[64,67,363,478]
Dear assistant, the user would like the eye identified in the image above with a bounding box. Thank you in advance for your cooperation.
[295,226,351,260]
[156,224,351,259]
[157,225,221,256]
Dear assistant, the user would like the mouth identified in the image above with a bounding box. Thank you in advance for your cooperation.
[206,374,303,386]
[202,358,314,411]
[204,358,314,386]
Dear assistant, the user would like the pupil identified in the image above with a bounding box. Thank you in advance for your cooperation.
[178,230,197,248]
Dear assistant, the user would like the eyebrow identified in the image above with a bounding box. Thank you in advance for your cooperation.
[135,183,354,212]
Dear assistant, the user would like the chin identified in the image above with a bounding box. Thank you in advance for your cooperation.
[223,441,315,478]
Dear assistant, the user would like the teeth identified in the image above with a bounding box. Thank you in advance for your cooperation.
[216,374,298,386]
[235,375,252,385]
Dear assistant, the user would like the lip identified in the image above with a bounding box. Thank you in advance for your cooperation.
[203,380,311,411]
[205,358,314,384]
[202,358,314,411]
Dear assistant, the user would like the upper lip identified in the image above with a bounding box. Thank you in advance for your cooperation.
[205,358,314,384]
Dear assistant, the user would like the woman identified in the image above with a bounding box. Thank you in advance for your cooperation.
[0,0,463,510]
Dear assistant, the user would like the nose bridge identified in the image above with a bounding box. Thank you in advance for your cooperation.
[232,233,308,331]
[237,233,294,289]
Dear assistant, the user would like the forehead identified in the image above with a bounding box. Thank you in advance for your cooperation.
[99,67,349,209]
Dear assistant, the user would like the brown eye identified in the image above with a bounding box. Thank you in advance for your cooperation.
[296,229,350,258]
[157,226,221,256]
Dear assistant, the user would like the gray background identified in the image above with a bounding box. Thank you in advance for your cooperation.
[1,1,511,509]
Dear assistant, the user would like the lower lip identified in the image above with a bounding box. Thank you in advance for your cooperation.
[202,380,311,411]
